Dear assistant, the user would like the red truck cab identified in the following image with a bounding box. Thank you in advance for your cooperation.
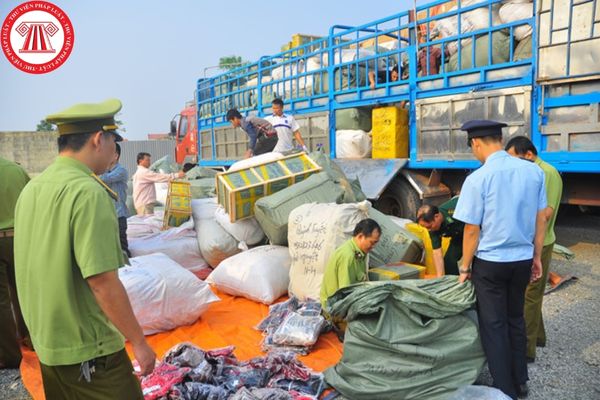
[170,102,198,164]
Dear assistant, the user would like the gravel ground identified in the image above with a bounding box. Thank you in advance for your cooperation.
[1,205,598,400]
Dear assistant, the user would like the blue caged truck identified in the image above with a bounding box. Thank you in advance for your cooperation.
[171,0,600,218]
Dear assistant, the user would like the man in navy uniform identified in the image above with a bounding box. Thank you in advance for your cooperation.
[453,121,547,400]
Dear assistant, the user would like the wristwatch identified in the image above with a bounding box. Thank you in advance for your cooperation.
[459,267,472,274]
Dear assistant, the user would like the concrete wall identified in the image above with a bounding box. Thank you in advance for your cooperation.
[0,131,177,177]
[0,131,58,175]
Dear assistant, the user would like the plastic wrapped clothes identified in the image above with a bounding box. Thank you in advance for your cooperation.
[271,313,325,347]
[164,342,206,368]
[256,298,326,354]
[170,382,229,400]
[139,362,190,400]
[230,387,294,400]
[245,352,312,384]
[270,374,324,398]
[220,366,271,392]
[255,298,299,332]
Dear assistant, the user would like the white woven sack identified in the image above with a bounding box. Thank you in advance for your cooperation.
[206,245,291,304]
[288,201,371,301]
[120,253,219,335]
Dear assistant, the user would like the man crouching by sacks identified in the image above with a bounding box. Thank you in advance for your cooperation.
[14,99,155,399]
[320,219,381,336]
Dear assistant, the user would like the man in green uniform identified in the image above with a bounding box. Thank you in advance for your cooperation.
[0,157,30,368]
[505,136,563,362]
[416,197,463,276]
[320,219,381,310]
[14,99,155,399]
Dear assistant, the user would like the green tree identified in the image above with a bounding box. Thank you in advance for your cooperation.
[36,119,56,131]
[219,55,248,70]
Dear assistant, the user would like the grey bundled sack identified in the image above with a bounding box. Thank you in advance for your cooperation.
[324,277,485,400]
[254,172,345,246]
[368,207,423,266]
[309,151,366,203]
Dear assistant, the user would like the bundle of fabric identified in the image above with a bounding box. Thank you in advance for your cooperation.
[256,297,326,355]
[207,246,291,305]
[499,0,533,42]
[139,343,325,400]
[120,253,219,335]
[127,214,210,277]
[253,172,345,246]
[335,130,372,159]
[191,198,241,268]
[324,277,485,400]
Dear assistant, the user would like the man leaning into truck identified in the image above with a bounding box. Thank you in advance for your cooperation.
[14,99,155,399]
[226,108,279,158]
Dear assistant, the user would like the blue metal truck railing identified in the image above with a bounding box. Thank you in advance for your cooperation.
[196,0,599,172]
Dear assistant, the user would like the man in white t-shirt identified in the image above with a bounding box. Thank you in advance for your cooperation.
[265,98,308,153]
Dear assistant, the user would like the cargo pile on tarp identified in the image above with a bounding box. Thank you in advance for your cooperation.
[323,277,485,400]
[139,343,325,400]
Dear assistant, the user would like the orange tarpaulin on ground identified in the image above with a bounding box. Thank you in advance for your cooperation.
[20,289,344,400]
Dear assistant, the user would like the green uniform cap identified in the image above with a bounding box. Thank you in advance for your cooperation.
[46,98,124,141]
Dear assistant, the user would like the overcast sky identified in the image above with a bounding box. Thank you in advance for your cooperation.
[1,0,420,139]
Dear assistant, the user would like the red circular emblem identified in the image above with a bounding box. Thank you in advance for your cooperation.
[1,1,74,74]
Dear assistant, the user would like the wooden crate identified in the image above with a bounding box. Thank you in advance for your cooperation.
[162,181,192,229]
[216,152,322,223]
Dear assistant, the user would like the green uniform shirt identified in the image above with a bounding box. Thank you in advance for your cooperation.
[14,156,125,366]
[429,196,464,250]
[320,238,368,309]
[535,157,562,246]
[0,157,30,230]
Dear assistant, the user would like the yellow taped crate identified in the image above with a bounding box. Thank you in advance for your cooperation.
[372,106,409,159]
[216,152,322,223]
[163,181,192,229]
[405,223,450,276]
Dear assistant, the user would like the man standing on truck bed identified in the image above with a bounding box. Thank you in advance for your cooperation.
[132,152,185,215]
[265,98,308,153]
[416,196,463,277]
[505,135,563,364]
[226,108,279,158]
[454,120,546,400]
[14,99,155,399]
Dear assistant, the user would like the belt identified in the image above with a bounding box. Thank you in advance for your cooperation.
[0,229,14,238]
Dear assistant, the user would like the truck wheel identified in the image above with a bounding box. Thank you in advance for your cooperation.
[375,178,421,219]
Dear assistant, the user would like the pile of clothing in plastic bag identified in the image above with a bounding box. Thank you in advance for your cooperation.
[256,297,327,355]
[140,343,324,400]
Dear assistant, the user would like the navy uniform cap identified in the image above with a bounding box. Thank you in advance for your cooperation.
[45,99,124,142]
[460,120,507,139]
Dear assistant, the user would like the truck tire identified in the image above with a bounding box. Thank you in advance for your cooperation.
[374,178,420,219]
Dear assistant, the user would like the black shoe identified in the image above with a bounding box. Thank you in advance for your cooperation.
[526,356,535,364]
[516,383,529,398]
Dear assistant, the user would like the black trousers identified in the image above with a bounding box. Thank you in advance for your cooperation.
[117,217,130,257]
[253,135,278,155]
[471,257,532,400]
